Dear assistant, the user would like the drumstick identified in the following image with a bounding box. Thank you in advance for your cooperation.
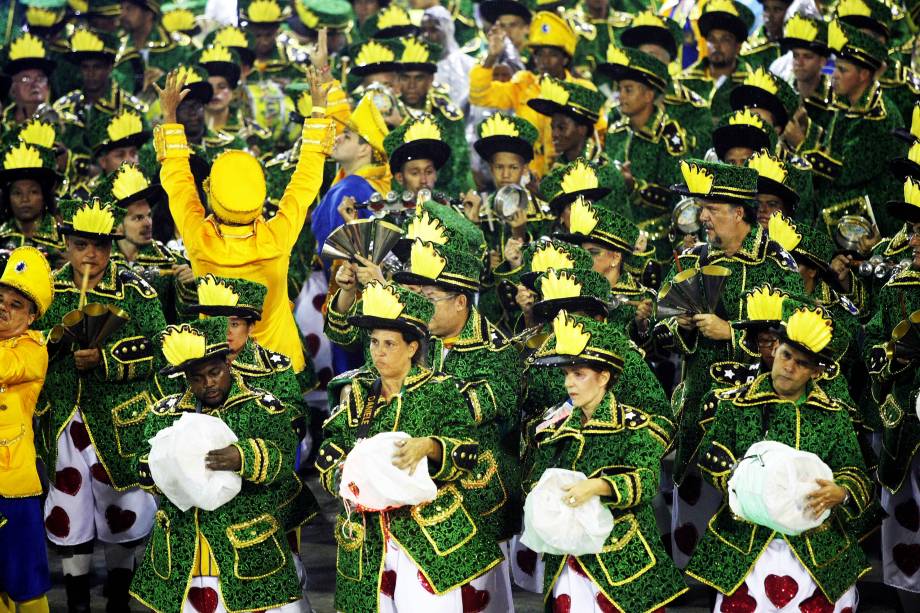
[78,264,90,309]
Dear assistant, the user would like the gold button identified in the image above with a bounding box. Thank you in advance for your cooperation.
[325,455,332,462]
[0,405,6,411]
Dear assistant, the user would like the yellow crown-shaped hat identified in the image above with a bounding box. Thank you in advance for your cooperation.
[745,285,786,321]
[214,27,249,48]
[537,77,570,106]
[568,197,599,236]
[201,45,234,64]
[828,20,848,52]
[748,150,787,184]
[72,199,117,235]
[480,114,519,138]
[903,177,920,206]
[362,282,405,320]
[107,111,144,142]
[377,5,413,30]
[26,7,62,28]
[729,108,766,129]
[541,270,582,300]
[410,240,447,279]
[605,45,630,66]
[3,143,43,170]
[161,324,208,367]
[552,310,591,356]
[560,160,599,193]
[175,64,204,85]
[197,274,240,307]
[355,40,396,66]
[783,14,819,42]
[910,105,920,140]
[406,210,448,244]
[631,11,666,28]
[0,246,54,316]
[247,0,284,22]
[785,307,833,353]
[908,141,920,165]
[9,33,47,61]
[705,0,739,16]
[404,117,441,143]
[71,29,105,52]
[767,212,802,251]
[19,120,55,149]
[680,161,714,196]
[837,0,872,18]
[112,165,151,201]
[400,38,430,63]
[163,8,197,33]
[348,94,389,153]
[531,244,575,273]
[744,67,778,94]
[207,150,266,225]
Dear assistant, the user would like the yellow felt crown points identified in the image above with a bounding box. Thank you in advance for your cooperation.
[9,33,47,61]
[295,2,320,28]
[480,114,519,138]
[112,165,150,201]
[362,282,406,320]
[767,212,802,252]
[904,177,920,206]
[175,65,203,86]
[410,240,447,279]
[705,0,739,16]
[560,160,599,193]
[748,150,787,184]
[296,92,313,118]
[828,20,848,52]
[26,7,61,27]
[568,197,599,235]
[605,45,629,66]
[107,111,144,142]
[530,244,575,273]
[214,27,249,48]
[746,285,786,321]
[407,210,448,244]
[197,274,240,307]
[837,0,872,18]
[537,77,570,106]
[744,67,779,94]
[69,0,89,12]
[71,199,116,235]
[783,14,819,42]
[541,270,582,300]
[911,105,920,139]
[404,117,441,142]
[729,108,766,129]
[161,324,207,367]
[377,5,412,29]
[163,8,197,33]
[680,161,714,196]
[908,141,920,165]
[71,29,105,52]
[19,120,55,149]
[401,38,430,63]
[201,45,233,64]
[552,310,591,356]
[631,11,665,28]
[3,143,42,170]
[247,0,283,22]
[786,307,833,353]
[355,40,396,66]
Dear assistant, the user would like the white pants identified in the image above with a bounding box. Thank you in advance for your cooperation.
[713,539,858,612]
[550,556,660,613]
[466,540,513,612]
[670,466,722,568]
[44,411,155,545]
[509,533,544,593]
[377,537,501,612]
[882,453,920,593]
[181,575,308,613]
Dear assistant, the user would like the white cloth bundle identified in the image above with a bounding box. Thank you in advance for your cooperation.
[729,440,833,535]
[339,431,438,512]
[521,468,614,556]
[148,412,242,512]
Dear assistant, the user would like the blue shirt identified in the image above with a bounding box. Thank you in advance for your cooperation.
[312,174,375,264]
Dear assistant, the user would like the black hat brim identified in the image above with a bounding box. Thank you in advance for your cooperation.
[712,124,772,161]
[473,135,534,162]
[526,99,597,126]
[183,81,214,104]
[67,51,116,64]
[595,63,666,93]
[392,271,479,292]
[670,184,754,207]
[226,46,256,67]
[347,314,428,339]
[756,176,799,210]
[698,12,749,43]
[350,61,400,77]
[4,57,57,77]
[887,200,920,223]
[890,157,920,182]
[553,230,629,253]
[620,25,677,59]
[116,183,166,209]
[892,127,918,145]
[94,131,151,156]
[160,347,231,376]
[548,187,611,215]
[532,351,623,373]
[0,166,60,189]
[732,319,781,332]
[480,1,532,24]
[389,139,451,174]
[775,331,832,367]
[778,37,830,57]
[185,304,262,320]
[373,25,420,40]
[202,61,241,89]
[58,225,124,241]
[838,15,889,40]
[532,296,607,323]
[398,62,437,74]
[730,84,788,128]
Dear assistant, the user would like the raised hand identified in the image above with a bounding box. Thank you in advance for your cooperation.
[152,69,190,124]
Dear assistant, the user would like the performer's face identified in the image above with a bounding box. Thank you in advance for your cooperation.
[9,69,49,106]
[831,59,870,101]
[187,357,233,407]
[761,0,790,39]
[8,179,44,223]
[723,146,754,167]
[65,236,112,284]
[583,241,622,278]
[353,0,380,23]
[207,76,233,112]
[705,29,740,69]
[550,114,586,157]
[771,343,820,397]
[420,286,466,337]
[532,46,568,79]
[562,365,609,409]
[79,58,113,94]
[757,331,778,367]
[0,286,36,340]
[637,43,670,65]
[488,152,526,188]
[227,316,254,355]
[617,80,655,118]
[369,329,418,378]
[755,194,787,229]
[396,159,437,191]
[98,146,140,174]
[399,71,434,107]
[792,48,827,83]
[698,201,744,247]
[120,201,153,246]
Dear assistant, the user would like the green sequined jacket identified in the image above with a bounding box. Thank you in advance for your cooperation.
[686,374,873,602]
[113,24,194,95]
[0,215,65,270]
[130,375,305,613]
[676,58,751,127]
[527,393,687,613]
[111,240,196,324]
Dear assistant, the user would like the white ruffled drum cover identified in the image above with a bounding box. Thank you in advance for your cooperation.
[339,431,438,512]
[521,468,614,556]
[147,413,242,512]
[729,440,833,535]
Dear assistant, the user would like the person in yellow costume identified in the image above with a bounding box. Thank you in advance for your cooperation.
[469,11,604,178]
[154,68,335,373]
[0,247,54,613]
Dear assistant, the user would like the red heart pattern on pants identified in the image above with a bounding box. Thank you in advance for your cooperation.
[516,546,537,576]
[674,522,699,556]
[105,505,137,533]
[679,472,702,505]
[566,556,587,577]
[797,588,834,613]
[90,462,112,485]
[552,594,571,613]
[45,506,70,538]
[595,592,621,613]
[55,467,82,496]
[417,570,435,594]
[69,421,91,451]
[380,570,396,598]
[188,587,219,613]
[720,582,756,613]
[894,499,920,532]
[764,574,799,608]
[461,584,490,613]
[893,543,920,576]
